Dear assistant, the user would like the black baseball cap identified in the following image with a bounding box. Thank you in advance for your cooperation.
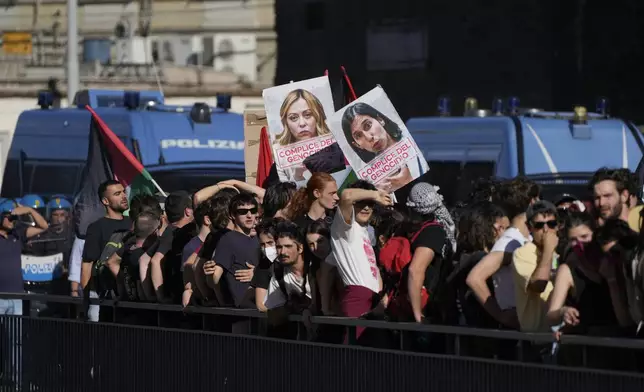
[164,191,192,223]
[554,193,578,207]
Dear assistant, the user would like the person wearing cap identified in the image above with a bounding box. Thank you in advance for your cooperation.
[0,199,49,296]
[0,198,48,386]
[511,200,559,332]
[139,191,196,302]
[29,197,73,251]
[47,196,72,226]
[554,194,580,211]
[25,197,74,284]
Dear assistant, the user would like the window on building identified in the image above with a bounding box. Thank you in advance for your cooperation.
[305,2,326,31]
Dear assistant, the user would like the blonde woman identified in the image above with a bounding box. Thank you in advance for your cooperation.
[274,89,332,182]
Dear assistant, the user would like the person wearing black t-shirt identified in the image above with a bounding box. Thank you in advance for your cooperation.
[81,180,131,322]
[140,191,196,303]
[405,182,457,324]
[286,173,338,231]
[117,212,160,302]
[207,192,260,308]
[189,188,238,305]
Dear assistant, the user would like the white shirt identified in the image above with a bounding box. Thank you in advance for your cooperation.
[67,236,85,284]
[328,207,380,293]
[263,269,311,310]
[490,227,531,310]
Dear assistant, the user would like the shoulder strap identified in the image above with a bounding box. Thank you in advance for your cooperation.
[410,220,442,244]
[274,265,289,298]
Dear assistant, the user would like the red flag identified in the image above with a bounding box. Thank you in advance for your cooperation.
[256,126,274,187]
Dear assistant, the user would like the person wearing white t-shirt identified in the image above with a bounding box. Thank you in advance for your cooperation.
[466,177,539,329]
[329,180,392,331]
[264,223,311,310]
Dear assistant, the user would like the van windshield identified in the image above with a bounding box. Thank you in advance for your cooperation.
[1,159,84,198]
[529,176,592,203]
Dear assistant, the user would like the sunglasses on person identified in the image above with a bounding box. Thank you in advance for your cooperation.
[235,207,258,216]
[532,220,558,229]
[1,213,17,222]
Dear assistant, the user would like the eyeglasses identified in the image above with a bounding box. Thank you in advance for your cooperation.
[532,220,558,230]
[235,207,258,216]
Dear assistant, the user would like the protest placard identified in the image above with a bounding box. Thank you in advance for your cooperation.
[326,86,429,193]
[262,76,351,187]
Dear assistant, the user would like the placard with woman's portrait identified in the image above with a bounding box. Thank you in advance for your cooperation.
[262,76,352,187]
[326,86,429,193]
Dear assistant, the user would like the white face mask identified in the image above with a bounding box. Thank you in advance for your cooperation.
[263,246,278,262]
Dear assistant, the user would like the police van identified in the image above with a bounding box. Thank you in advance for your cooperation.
[406,98,644,205]
[1,89,246,200]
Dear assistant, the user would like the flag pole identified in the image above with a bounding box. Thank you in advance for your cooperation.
[340,65,357,101]
[151,178,167,197]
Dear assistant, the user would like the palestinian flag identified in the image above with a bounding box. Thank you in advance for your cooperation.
[74,106,164,238]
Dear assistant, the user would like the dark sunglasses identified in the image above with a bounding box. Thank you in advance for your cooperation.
[235,207,258,216]
[356,200,375,209]
[1,214,17,222]
[532,220,558,230]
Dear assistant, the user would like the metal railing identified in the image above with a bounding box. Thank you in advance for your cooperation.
[0,292,643,391]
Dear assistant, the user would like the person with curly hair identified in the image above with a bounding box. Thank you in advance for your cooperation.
[466,177,540,330]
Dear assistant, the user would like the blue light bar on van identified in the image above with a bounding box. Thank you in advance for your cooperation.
[492,98,503,116]
[37,91,54,109]
[596,97,609,117]
[124,91,140,110]
[508,96,520,115]
[217,94,232,111]
[437,97,450,117]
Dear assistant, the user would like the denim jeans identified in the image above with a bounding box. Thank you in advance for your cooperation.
[88,291,100,322]
[0,299,23,387]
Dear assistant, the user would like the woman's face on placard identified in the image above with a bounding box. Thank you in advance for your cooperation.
[286,98,317,142]
[350,114,390,154]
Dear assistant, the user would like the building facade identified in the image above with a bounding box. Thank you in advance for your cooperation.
[0,0,276,85]
[275,0,572,120]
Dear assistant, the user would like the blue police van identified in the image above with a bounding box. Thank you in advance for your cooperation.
[1,89,246,200]
[406,98,644,205]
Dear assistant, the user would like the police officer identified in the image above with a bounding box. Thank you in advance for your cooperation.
[28,196,73,256]
[0,198,49,298]
[19,194,46,228]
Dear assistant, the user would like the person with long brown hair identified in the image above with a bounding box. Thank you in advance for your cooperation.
[285,172,339,230]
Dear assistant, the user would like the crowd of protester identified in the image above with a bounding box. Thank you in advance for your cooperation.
[7,167,644,369]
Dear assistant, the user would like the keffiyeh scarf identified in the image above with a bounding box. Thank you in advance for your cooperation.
[406,182,457,253]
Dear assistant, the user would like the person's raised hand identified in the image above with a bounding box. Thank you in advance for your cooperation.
[374,190,393,207]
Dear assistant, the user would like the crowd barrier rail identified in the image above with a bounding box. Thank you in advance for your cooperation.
[0,292,643,392]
